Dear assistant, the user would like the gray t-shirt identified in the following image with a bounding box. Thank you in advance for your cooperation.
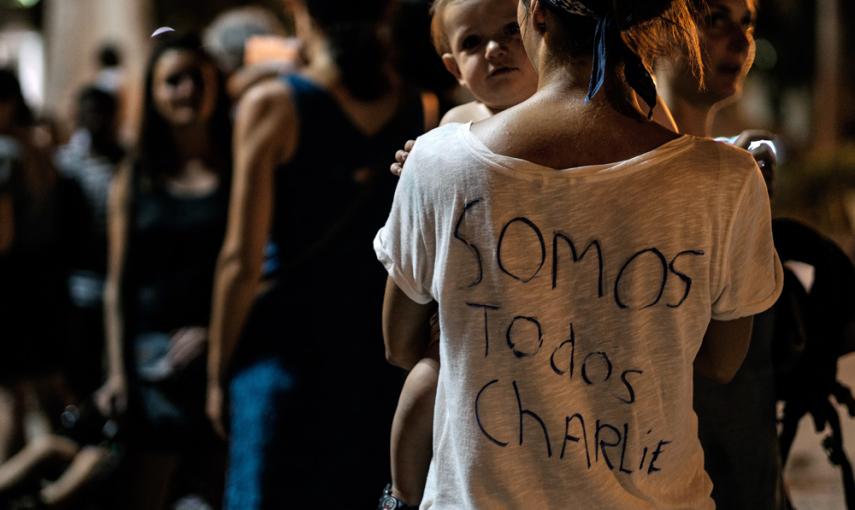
[375,123,783,509]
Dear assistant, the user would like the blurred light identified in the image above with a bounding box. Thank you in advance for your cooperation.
[754,39,778,71]
[151,27,176,38]
[15,0,40,7]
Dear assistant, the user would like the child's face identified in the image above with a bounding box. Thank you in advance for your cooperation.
[441,0,537,112]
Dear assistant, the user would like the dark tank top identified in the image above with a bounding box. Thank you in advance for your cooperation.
[123,167,229,335]
[241,73,425,359]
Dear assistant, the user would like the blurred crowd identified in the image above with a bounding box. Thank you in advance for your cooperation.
[0,0,852,509]
[0,2,433,508]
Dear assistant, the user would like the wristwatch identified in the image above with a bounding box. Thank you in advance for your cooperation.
[377,484,418,510]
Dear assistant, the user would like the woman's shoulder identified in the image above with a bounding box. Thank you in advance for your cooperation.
[399,124,474,186]
[410,123,471,161]
[676,135,761,184]
[686,136,757,168]
[237,77,295,120]
[233,76,299,164]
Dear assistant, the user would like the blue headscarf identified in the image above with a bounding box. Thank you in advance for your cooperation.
[542,0,661,119]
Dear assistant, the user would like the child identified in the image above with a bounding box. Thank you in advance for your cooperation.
[390,0,537,177]
[381,0,537,507]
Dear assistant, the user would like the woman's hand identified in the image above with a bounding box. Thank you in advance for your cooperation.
[94,374,127,418]
[206,381,227,439]
[389,140,415,177]
[168,327,207,370]
[733,129,778,194]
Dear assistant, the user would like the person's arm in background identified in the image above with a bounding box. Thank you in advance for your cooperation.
[0,193,12,254]
[206,79,296,437]
[695,317,754,384]
[94,164,131,417]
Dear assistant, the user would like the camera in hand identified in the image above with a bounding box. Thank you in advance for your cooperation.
[60,399,119,445]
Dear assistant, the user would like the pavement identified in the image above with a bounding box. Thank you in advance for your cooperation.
[785,354,855,509]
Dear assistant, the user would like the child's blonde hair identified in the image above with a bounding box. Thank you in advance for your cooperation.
[429,0,458,55]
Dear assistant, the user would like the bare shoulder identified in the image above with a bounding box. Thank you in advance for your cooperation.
[440,101,491,125]
[236,77,294,127]
[235,76,298,163]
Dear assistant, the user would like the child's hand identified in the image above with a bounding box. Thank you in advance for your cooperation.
[390,140,416,177]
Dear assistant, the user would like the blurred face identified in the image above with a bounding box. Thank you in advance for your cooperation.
[441,0,537,111]
[698,0,756,103]
[78,97,116,142]
[152,49,219,127]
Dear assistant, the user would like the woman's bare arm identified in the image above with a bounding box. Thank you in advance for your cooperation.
[694,316,753,384]
[206,80,296,435]
[95,165,131,416]
[0,194,13,254]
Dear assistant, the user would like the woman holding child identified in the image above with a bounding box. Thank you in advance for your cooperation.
[376,0,783,507]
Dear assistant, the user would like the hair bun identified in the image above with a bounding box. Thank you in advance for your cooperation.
[578,0,675,28]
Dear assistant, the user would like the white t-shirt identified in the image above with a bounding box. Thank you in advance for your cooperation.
[375,123,783,510]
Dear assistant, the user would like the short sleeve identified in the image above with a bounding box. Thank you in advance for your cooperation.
[711,166,784,320]
[374,141,437,304]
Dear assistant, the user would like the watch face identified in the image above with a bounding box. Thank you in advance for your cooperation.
[380,496,399,510]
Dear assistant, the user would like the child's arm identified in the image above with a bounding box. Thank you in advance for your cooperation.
[382,278,434,370]
[439,101,491,125]
[390,343,439,505]
[384,276,441,505]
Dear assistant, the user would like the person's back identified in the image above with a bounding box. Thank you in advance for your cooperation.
[380,122,780,509]
[267,73,424,298]
[375,1,783,507]
[206,0,432,507]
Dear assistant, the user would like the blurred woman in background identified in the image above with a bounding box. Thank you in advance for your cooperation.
[205,0,433,506]
[655,2,790,508]
[95,33,231,510]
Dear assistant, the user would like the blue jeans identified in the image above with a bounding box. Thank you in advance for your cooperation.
[225,357,295,510]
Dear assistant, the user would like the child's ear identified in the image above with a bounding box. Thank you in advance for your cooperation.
[441,53,465,85]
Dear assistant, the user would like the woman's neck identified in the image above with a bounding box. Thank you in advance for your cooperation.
[171,124,211,165]
[655,73,715,137]
[664,95,714,137]
[535,50,592,95]
[303,39,397,97]
[533,61,647,125]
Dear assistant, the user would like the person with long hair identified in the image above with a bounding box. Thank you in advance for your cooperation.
[657,2,798,508]
[205,0,432,507]
[94,32,231,510]
[376,0,783,507]
[0,69,67,465]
